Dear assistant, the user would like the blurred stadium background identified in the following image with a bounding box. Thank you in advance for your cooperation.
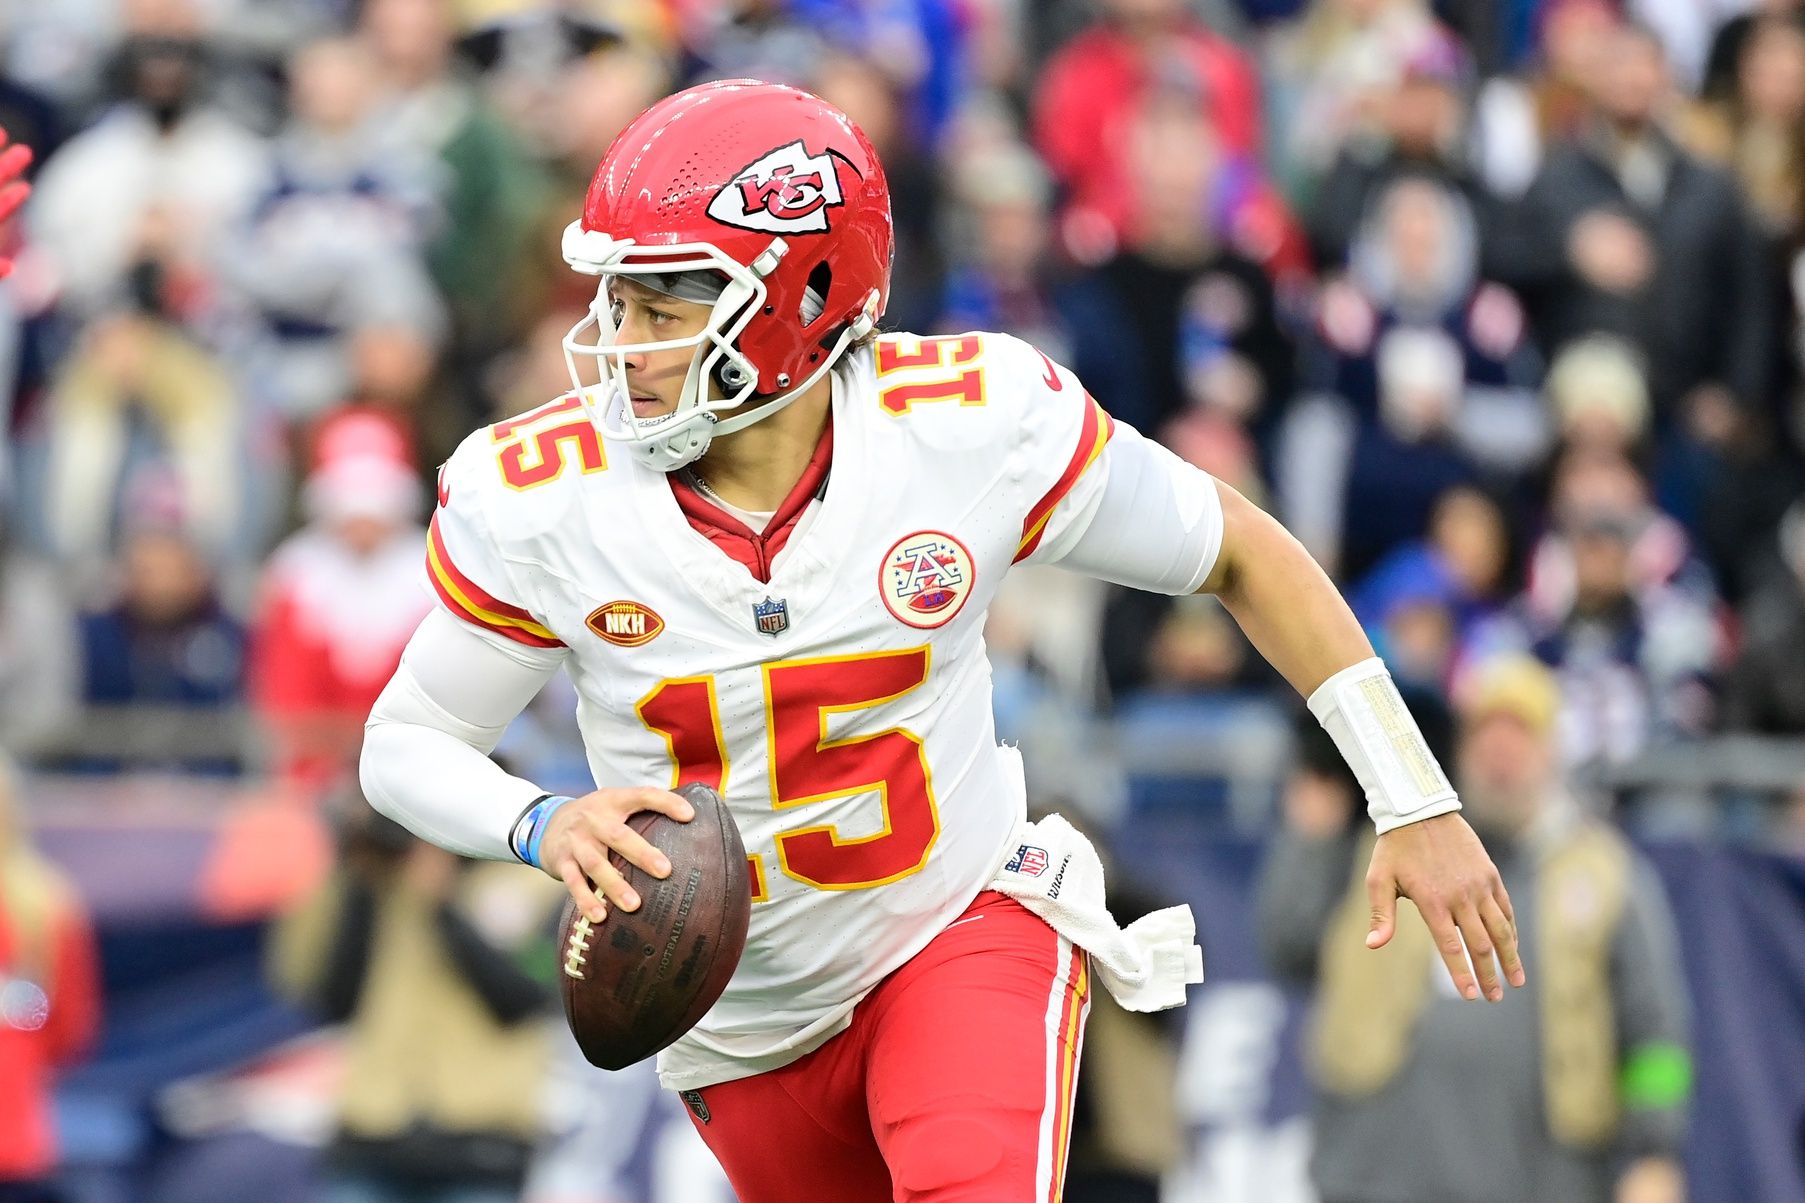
[2,0,1804,1201]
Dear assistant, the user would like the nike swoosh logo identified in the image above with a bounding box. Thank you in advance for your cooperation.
[944,914,987,931]
[1035,347,1063,392]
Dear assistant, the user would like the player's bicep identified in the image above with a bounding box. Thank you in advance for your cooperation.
[1036,421,1224,595]
[371,608,564,745]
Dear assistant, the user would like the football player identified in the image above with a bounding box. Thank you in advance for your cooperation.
[361,81,1524,1202]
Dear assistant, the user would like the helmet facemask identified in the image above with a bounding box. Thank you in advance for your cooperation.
[561,222,869,473]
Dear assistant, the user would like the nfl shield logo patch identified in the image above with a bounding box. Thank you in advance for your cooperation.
[1004,844,1050,877]
[752,596,789,637]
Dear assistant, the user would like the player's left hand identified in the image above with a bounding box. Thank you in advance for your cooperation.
[1366,811,1526,1002]
[0,127,32,279]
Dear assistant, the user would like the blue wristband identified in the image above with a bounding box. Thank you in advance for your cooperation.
[511,794,574,869]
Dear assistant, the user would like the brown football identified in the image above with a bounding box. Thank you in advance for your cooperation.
[556,782,751,1070]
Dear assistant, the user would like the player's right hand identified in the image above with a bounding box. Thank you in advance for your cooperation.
[537,787,695,924]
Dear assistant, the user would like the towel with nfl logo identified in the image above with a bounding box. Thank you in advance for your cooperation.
[988,811,1204,1012]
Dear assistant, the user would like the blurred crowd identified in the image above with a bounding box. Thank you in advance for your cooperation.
[0,0,1801,811]
[1,0,1804,1200]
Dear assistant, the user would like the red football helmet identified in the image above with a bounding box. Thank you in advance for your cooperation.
[562,80,893,470]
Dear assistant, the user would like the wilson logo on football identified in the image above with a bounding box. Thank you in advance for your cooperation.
[707,140,846,235]
[879,532,975,630]
[587,600,664,647]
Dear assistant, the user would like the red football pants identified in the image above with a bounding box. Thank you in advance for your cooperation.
[685,890,1092,1203]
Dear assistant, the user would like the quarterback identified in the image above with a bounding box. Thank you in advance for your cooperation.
[360,82,1524,1201]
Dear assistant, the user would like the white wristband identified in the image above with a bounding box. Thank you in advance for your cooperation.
[1306,657,1461,834]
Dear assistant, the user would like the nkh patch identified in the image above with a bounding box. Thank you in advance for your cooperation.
[1004,845,1049,877]
[752,596,790,636]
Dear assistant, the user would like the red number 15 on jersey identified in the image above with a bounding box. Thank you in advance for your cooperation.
[637,648,941,898]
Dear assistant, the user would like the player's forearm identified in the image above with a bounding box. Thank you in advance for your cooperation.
[1200,482,1374,696]
[358,609,566,860]
[1202,484,1460,833]
[359,717,545,860]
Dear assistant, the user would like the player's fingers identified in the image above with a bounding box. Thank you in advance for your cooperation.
[1426,905,1481,1001]
[603,821,672,880]
[1455,900,1502,1002]
[575,840,641,913]
[1482,893,1526,988]
[0,180,27,227]
[558,857,609,925]
[1364,868,1399,949]
[637,787,695,822]
[1494,875,1519,934]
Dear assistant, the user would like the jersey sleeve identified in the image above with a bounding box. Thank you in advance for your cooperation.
[1000,336,1118,565]
[426,431,567,649]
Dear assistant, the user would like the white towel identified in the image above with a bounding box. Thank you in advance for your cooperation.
[987,813,1204,1012]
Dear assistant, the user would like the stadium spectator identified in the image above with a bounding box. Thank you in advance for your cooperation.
[1283,175,1541,579]
[25,0,272,324]
[1722,497,1805,734]
[1350,483,1518,692]
[672,0,832,93]
[1680,15,1805,243]
[359,0,549,377]
[1470,0,1625,199]
[1032,0,1262,262]
[809,50,945,334]
[1469,447,1722,765]
[1698,0,1805,102]
[38,298,241,567]
[226,34,445,421]
[937,139,1066,348]
[74,514,247,773]
[249,410,428,790]
[1071,95,1295,451]
[1259,654,1692,1203]
[269,785,563,1203]
[1266,0,1441,201]
[0,754,102,1203]
[1308,26,1512,273]
[517,41,670,326]
[1545,334,1655,457]
[1506,22,1774,443]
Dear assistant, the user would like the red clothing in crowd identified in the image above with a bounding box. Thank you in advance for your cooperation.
[0,894,101,1182]
[1033,20,1263,242]
[251,526,433,786]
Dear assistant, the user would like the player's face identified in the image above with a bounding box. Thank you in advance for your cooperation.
[609,278,716,419]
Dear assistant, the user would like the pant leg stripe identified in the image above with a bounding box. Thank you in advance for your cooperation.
[1049,949,1090,1202]
[1034,935,1074,1202]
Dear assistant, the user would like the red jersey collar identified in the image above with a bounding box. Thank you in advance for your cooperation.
[668,420,834,583]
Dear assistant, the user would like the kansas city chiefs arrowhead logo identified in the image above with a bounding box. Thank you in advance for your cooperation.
[708,141,847,235]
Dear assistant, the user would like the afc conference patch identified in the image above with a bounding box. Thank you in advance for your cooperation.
[1005,844,1049,877]
[879,530,975,629]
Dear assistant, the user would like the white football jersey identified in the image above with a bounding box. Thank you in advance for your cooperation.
[426,332,1116,1088]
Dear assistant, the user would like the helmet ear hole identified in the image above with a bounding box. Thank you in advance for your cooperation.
[716,360,753,392]
[800,261,832,328]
